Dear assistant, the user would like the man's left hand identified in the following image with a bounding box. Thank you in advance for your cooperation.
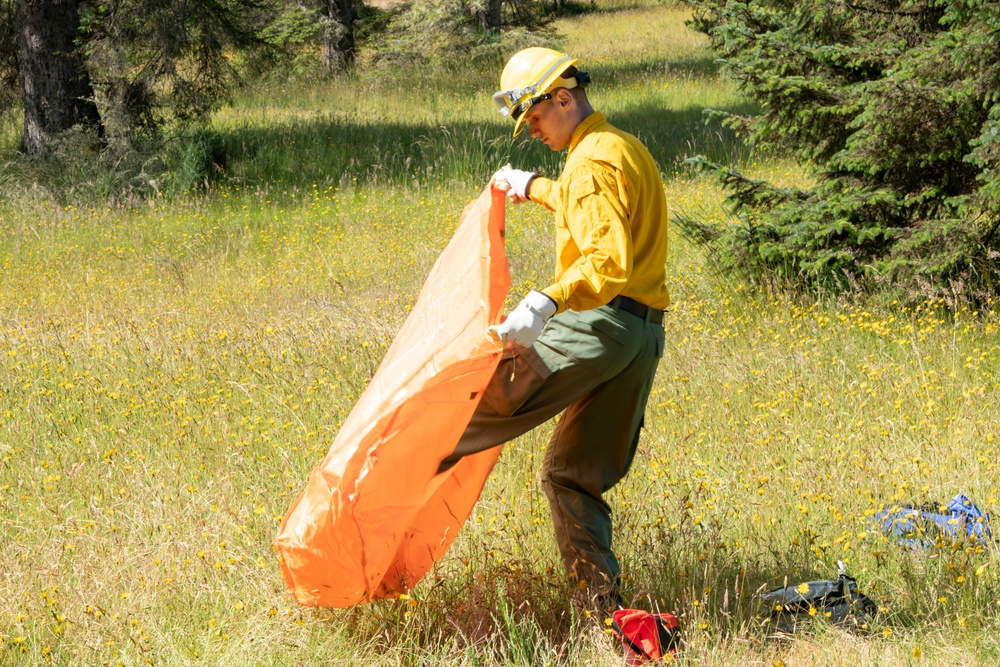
[492,164,535,202]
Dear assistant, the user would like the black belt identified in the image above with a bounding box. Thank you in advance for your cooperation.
[609,295,664,325]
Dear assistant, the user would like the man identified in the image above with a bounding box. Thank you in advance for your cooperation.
[437,47,669,611]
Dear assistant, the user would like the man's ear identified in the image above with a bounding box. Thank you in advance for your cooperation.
[554,88,574,109]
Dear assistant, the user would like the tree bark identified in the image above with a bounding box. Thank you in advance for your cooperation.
[479,0,501,33]
[321,0,356,73]
[17,0,101,154]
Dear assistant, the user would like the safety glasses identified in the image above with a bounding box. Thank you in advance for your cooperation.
[492,91,552,121]
[492,88,538,119]
[494,91,553,137]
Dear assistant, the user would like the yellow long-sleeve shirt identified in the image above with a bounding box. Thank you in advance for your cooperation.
[528,112,670,313]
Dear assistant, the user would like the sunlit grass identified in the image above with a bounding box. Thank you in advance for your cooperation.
[2,3,999,667]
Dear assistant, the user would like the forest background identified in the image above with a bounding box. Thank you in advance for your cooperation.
[1,0,999,665]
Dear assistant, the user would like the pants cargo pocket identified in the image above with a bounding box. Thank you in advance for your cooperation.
[481,344,553,418]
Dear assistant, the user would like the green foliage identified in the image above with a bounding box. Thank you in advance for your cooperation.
[354,2,395,43]
[250,1,327,74]
[161,128,231,192]
[0,125,225,204]
[685,0,1000,305]
[370,0,554,67]
[258,1,326,50]
[78,0,276,141]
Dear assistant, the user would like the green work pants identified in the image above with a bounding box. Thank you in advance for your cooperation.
[439,303,664,594]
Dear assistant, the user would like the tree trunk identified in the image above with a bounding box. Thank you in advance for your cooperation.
[321,0,356,73]
[479,0,501,34]
[17,0,101,154]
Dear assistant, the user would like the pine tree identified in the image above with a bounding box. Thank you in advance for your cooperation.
[685,0,1000,303]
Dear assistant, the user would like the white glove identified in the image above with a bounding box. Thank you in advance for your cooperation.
[487,290,557,347]
[492,164,535,201]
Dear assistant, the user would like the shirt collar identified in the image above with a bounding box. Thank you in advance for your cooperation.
[568,112,606,153]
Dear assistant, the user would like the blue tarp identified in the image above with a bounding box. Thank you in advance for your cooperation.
[870,494,992,547]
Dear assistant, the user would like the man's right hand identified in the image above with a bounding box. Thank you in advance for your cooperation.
[492,164,535,202]
[487,290,557,347]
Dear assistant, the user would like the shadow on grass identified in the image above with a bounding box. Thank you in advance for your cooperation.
[613,98,760,171]
[197,94,757,198]
[322,530,868,663]
[320,490,876,661]
[590,50,724,83]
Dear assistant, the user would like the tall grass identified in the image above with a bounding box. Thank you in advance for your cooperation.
[2,2,999,666]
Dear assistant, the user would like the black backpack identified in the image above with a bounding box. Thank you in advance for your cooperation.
[757,562,877,632]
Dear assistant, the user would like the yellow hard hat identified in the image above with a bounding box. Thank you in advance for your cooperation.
[492,47,589,137]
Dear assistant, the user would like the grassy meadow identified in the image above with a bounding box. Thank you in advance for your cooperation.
[2,2,1000,665]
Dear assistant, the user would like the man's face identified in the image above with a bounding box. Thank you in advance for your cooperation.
[523,94,574,151]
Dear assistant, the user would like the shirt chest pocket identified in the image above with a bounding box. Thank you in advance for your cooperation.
[569,174,596,200]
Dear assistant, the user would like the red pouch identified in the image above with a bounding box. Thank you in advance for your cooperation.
[611,608,679,664]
